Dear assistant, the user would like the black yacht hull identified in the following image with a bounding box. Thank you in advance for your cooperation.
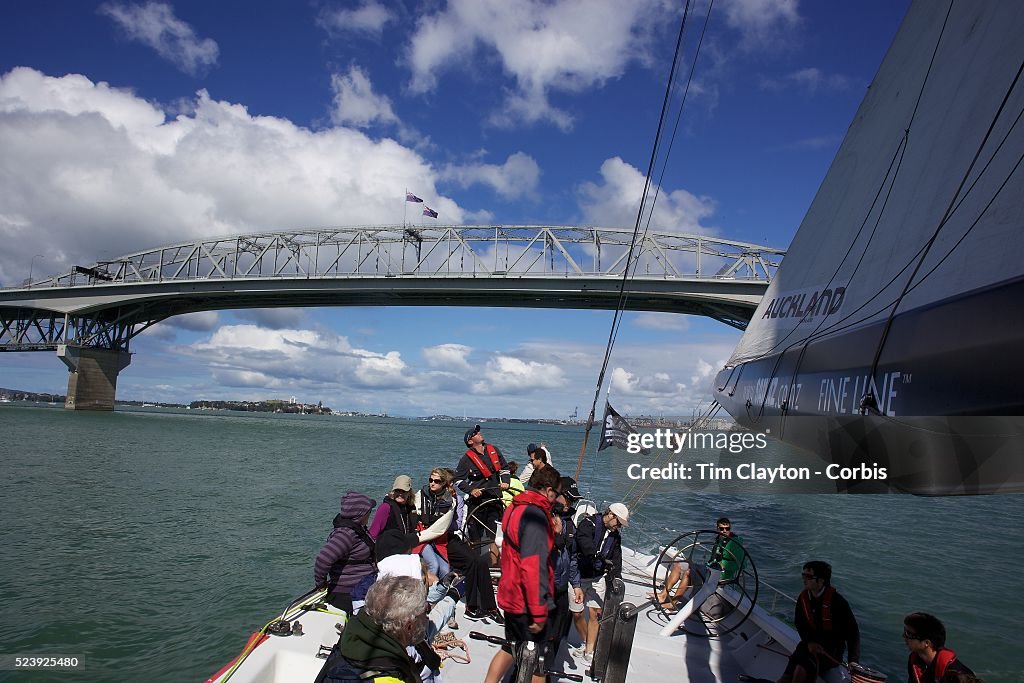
[714,276,1024,494]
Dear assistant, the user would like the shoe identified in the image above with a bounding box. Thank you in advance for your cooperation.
[583,651,593,663]
[446,580,466,603]
[486,609,505,625]
[440,571,463,591]
[464,608,487,621]
[568,645,586,658]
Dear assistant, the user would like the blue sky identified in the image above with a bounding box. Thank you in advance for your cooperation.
[0,0,909,418]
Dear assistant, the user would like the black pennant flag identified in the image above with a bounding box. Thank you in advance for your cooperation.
[598,401,650,454]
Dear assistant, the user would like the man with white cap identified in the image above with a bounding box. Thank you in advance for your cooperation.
[573,502,629,663]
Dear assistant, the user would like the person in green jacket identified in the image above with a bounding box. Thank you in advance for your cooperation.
[321,575,428,683]
[653,517,745,611]
[502,460,526,507]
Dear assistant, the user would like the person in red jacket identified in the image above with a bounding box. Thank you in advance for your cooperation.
[483,465,561,683]
[904,612,975,683]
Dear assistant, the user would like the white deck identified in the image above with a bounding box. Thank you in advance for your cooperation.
[209,546,799,683]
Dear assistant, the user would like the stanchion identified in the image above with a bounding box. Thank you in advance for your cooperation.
[604,601,640,683]
[589,578,625,681]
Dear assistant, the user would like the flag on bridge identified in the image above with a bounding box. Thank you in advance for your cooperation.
[406,192,424,203]
[598,401,650,454]
[423,206,438,219]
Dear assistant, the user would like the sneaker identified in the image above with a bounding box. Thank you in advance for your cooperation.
[464,608,487,621]
[568,645,586,658]
[486,609,505,625]
[583,651,593,664]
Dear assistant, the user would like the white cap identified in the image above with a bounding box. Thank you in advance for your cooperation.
[609,502,630,527]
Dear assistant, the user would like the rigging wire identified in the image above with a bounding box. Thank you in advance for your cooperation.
[573,0,700,480]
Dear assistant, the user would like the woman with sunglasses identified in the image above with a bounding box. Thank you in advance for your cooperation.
[414,468,454,579]
[368,474,417,541]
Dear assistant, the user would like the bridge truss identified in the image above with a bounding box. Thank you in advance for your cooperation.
[2,225,785,351]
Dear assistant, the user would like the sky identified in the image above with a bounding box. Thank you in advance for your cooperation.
[0,0,910,418]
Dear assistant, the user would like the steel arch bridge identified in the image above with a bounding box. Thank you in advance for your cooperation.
[1,225,785,353]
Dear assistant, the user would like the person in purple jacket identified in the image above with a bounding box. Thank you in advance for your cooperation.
[314,491,378,614]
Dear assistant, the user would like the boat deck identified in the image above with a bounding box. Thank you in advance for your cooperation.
[209,546,792,683]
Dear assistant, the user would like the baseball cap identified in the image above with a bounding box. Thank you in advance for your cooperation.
[558,476,581,502]
[609,502,630,527]
[392,474,413,492]
[464,424,481,445]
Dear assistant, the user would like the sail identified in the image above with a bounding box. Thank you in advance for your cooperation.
[729,0,1024,366]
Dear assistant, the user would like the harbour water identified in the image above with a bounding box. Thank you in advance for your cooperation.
[1,405,1021,682]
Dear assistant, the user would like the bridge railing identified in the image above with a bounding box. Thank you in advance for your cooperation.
[22,225,784,289]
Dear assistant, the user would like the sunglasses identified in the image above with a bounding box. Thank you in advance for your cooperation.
[392,489,409,497]
[718,526,731,531]
[902,630,921,641]
[428,478,444,484]
[801,572,818,580]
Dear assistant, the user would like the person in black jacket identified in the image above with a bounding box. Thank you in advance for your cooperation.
[574,502,628,663]
[778,561,860,683]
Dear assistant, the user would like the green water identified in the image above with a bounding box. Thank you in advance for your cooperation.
[0,405,1020,681]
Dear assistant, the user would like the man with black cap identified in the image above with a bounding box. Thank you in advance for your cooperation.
[548,475,583,664]
[455,425,509,550]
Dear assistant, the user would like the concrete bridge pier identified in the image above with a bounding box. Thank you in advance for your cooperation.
[57,345,132,411]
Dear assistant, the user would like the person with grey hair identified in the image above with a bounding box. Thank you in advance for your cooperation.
[322,575,427,683]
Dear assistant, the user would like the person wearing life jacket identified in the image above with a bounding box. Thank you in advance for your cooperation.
[778,560,861,683]
[368,475,417,540]
[501,460,526,506]
[483,465,561,683]
[903,612,975,683]
[455,425,509,547]
[574,502,628,663]
[314,491,378,615]
[322,576,428,683]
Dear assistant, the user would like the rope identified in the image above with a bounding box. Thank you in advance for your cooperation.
[432,631,471,664]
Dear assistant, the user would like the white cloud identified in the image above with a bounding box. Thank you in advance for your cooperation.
[0,67,465,285]
[578,157,717,233]
[190,324,415,390]
[720,0,801,52]
[472,355,565,394]
[423,343,473,372]
[442,152,541,200]
[760,67,853,93]
[318,1,394,37]
[405,0,674,130]
[611,366,686,397]
[99,2,219,76]
[330,65,400,128]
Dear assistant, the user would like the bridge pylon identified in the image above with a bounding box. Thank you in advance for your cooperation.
[57,345,132,411]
